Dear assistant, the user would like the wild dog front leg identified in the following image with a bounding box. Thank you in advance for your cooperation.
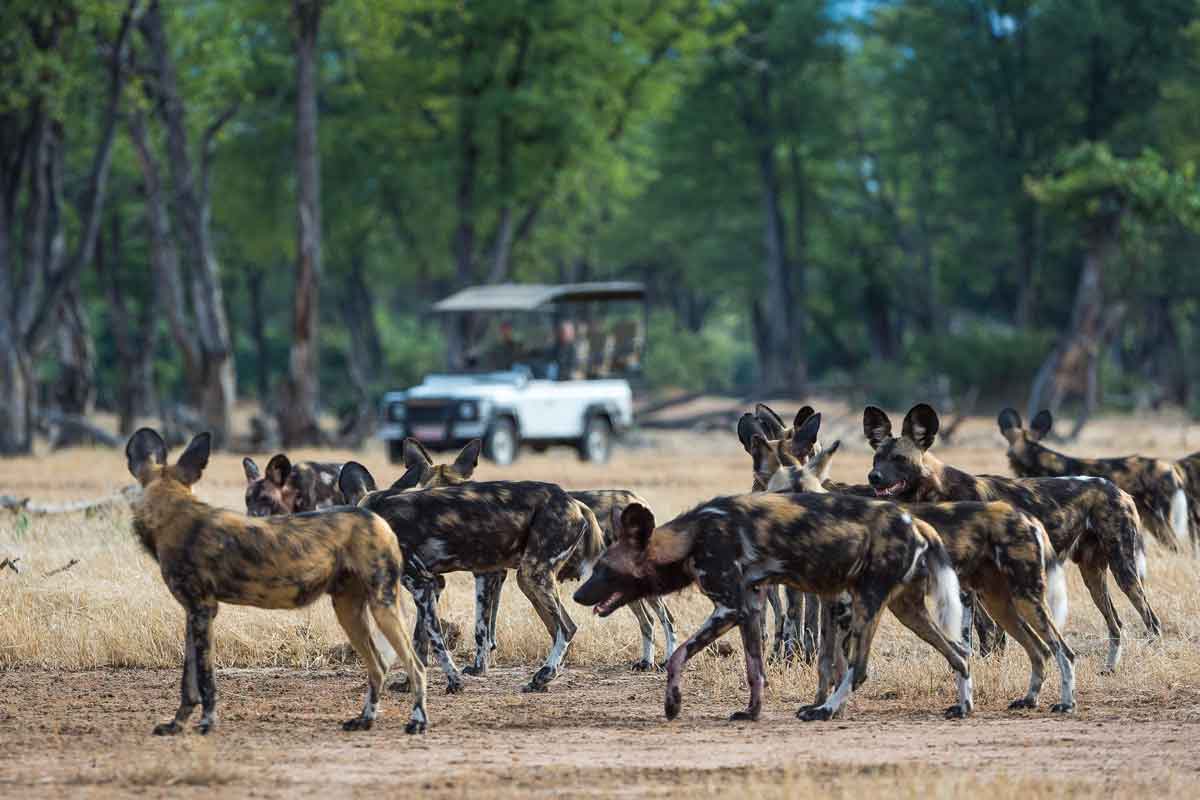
[801,592,820,664]
[650,597,678,667]
[731,594,766,722]
[764,586,786,660]
[664,603,739,721]
[626,600,658,670]
[800,594,850,715]
[463,573,496,676]
[332,591,387,731]
[799,592,885,722]
[485,571,506,654]
[404,573,465,694]
[153,612,201,736]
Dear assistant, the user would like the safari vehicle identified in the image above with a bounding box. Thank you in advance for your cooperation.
[378,282,645,465]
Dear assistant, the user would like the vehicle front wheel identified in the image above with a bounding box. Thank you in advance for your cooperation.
[578,416,613,463]
[484,418,519,465]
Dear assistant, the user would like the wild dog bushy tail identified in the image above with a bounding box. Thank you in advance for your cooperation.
[1170,472,1190,550]
[1045,554,1069,631]
[910,519,963,642]
[575,501,606,579]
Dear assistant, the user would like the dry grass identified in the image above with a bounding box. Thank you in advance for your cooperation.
[3,405,1200,720]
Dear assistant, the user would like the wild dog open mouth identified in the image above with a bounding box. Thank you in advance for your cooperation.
[875,481,906,497]
[594,592,624,617]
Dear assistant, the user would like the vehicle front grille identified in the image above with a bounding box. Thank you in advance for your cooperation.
[405,401,451,426]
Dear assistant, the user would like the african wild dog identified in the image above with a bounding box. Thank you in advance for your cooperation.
[126,429,428,735]
[864,403,1161,672]
[735,403,822,661]
[768,435,1077,713]
[243,453,343,516]
[339,463,604,693]
[573,493,971,722]
[998,408,1191,552]
[746,409,1008,657]
[398,440,678,673]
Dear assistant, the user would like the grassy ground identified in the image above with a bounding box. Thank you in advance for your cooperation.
[2,402,1199,796]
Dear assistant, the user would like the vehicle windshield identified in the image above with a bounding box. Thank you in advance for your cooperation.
[462,312,641,380]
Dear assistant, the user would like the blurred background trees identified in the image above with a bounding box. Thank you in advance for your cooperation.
[4,0,1200,453]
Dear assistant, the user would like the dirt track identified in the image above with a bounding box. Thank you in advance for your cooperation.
[2,666,1198,797]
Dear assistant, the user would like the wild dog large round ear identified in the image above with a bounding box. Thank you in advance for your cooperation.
[175,433,212,486]
[793,405,816,430]
[754,403,786,439]
[1030,410,1053,442]
[737,413,767,454]
[389,465,423,492]
[619,503,656,549]
[265,453,292,487]
[403,437,434,470]
[790,412,822,459]
[126,428,167,482]
[453,439,482,477]
[902,403,939,452]
[338,461,376,505]
[243,457,261,483]
[997,408,1023,445]
[863,406,892,451]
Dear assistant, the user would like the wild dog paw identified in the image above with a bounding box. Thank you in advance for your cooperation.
[1050,702,1075,714]
[195,717,216,735]
[729,709,760,722]
[152,720,182,736]
[462,665,487,677]
[630,659,655,672]
[522,666,556,692]
[404,718,427,735]
[664,686,682,720]
[445,677,465,695]
[341,716,374,731]
[797,706,833,722]
[943,704,970,719]
[1008,698,1038,711]
[521,682,550,694]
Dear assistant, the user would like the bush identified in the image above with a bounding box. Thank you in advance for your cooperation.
[642,310,757,393]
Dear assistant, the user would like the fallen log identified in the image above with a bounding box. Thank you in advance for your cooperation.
[0,485,141,515]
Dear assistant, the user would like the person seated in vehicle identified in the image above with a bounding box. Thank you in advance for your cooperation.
[467,320,523,371]
[543,320,580,380]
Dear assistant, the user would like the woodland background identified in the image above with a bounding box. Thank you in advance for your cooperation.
[4,0,1200,455]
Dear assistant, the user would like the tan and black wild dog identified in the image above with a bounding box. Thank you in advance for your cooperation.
[735,403,822,661]
[1179,451,1200,550]
[573,493,971,722]
[767,436,1077,713]
[126,428,428,735]
[243,453,343,516]
[396,438,679,672]
[339,463,604,693]
[998,408,1191,552]
[863,403,1161,672]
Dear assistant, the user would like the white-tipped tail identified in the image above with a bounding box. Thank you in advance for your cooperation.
[1170,488,1189,548]
[1046,559,1069,631]
[930,556,964,643]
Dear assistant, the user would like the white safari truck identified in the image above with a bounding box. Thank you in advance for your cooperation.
[378,282,644,465]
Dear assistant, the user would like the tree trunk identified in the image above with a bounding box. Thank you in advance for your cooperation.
[1027,204,1124,431]
[282,0,325,446]
[140,0,236,445]
[0,3,135,455]
[246,266,271,402]
[97,215,157,436]
[51,284,95,418]
[1014,198,1040,327]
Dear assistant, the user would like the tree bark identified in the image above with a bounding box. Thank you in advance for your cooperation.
[138,0,236,445]
[51,284,95,418]
[0,3,135,455]
[282,0,325,446]
[1027,203,1124,433]
[96,214,157,435]
[246,266,271,403]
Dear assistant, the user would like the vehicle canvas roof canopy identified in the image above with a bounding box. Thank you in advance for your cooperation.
[430,282,645,313]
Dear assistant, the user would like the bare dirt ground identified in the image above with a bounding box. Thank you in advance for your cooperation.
[3,401,1200,797]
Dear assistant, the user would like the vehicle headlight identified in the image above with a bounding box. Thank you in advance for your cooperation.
[389,402,406,422]
[457,401,478,421]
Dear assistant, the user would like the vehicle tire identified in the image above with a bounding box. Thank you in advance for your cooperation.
[578,415,613,463]
[484,417,519,465]
[387,439,405,464]
[529,443,549,453]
